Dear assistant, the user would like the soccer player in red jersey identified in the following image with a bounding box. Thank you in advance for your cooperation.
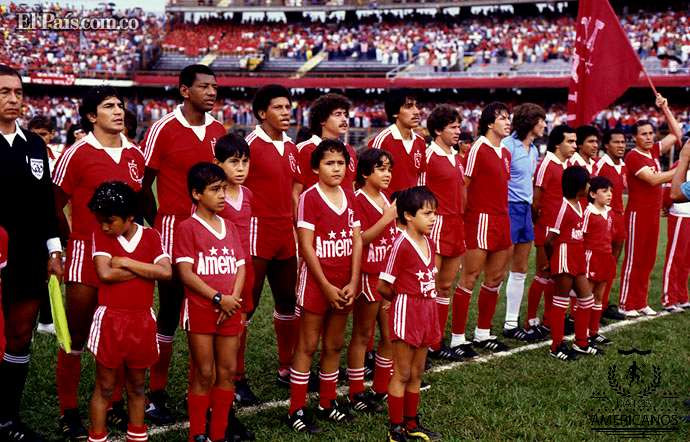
[367,88,425,196]
[419,105,467,361]
[569,125,599,175]
[346,148,397,412]
[545,166,603,361]
[289,140,362,433]
[378,186,442,442]
[582,176,616,345]
[294,93,357,197]
[244,84,302,387]
[140,65,226,423]
[618,94,679,317]
[175,163,249,442]
[594,129,627,320]
[53,86,145,439]
[450,102,512,354]
[87,181,172,442]
[524,125,576,336]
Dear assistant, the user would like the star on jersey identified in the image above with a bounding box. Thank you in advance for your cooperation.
[340,230,347,238]
[381,237,388,245]
[349,229,353,237]
[329,230,336,240]
[426,270,434,280]
[221,246,229,255]
[416,270,426,281]
[389,227,396,236]
[209,247,218,256]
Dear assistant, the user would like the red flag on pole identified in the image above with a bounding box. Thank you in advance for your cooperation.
[566,0,643,126]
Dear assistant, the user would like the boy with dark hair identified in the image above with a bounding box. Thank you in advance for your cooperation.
[524,124,577,337]
[594,129,627,320]
[452,102,512,354]
[421,104,469,360]
[244,84,302,388]
[53,85,146,439]
[569,125,600,175]
[545,166,602,361]
[368,88,425,196]
[457,132,473,159]
[290,139,362,433]
[140,64,226,423]
[502,103,546,342]
[295,93,357,195]
[378,186,441,442]
[175,162,249,442]
[87,180,172,442]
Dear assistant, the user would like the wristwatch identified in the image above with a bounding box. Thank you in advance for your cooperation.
[212,293,223,306]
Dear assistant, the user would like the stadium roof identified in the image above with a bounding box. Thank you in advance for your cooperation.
[165,0,558,14]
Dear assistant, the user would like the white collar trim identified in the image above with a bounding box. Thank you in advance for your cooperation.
[116,224,143,253]
[192,213,226,240]
[173,104,214,128]
[315,183,347,215]
[402,230,431,266]
[546,151,567,166]
[253,124,291,144]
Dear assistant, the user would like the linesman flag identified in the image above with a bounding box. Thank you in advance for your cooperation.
[566,0,643,126]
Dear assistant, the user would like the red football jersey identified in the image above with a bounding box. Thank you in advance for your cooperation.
[534,152,568,227]
[568,152,598,176]
[419,141,464,216]
[92,224,168,309]
[354,189,397,275]
[52,133,144,241]
[296,135,357,192]
[594,154,628,214]
[244,126,300,219]
[367,124,426,196]
[174,215,245,308]
[297,184,360,271]
[380,231,437,298]
[217,185,252,260]
[550,199,584,245]
[625,142,663,212]
[582,204,613,253]
[142,106,226,217]
[465,136,511,215]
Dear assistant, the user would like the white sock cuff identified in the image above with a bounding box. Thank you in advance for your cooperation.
[2,353,29,364]
[509,272,527,281]
[435,296,450,306]
[156,334,174,344]
[273,309,296,321]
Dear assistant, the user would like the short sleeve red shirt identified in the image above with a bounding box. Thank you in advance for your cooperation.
[244,126,300,220]
[582,204,613,253]
[354,189,397,275]
[52,133,145,241]
[594,154,628,214]
[367,124,426,197]
[464,136,511,215]
[534,152,568,226]
[92,225,168,309]
[296,135,357,191]
[297,184,360,271]
[420,142,464,216]
[550,199,584,245]
[567,153,598,176]
[217,185,252,259]
[379,232,437,298]
[142,106,226,217]
[625,142,663,212]
[174,215,245,308]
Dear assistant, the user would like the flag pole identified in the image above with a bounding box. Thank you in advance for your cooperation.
[640,65,683,148]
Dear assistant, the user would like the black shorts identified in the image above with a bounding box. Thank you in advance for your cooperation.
[1,246,49,302]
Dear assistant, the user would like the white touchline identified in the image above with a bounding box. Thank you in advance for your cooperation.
[112,312,667,441]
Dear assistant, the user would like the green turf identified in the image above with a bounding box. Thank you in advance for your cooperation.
[24,216,690,441]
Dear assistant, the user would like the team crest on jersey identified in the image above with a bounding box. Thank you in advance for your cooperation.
[414,151,422,169]
[348,208,355,228]
[210,137,217,155]
[128,160,142,184]
[29,158,43,180]
[288,152,297,173]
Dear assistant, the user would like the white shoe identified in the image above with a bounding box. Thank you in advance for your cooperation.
[637,306,658,316]
[679,302,690,310]
[619,309,641,318]
[37,322,56,335]
[664,304,685,314]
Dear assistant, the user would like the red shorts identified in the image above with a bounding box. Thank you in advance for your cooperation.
[585,250,617,283]
[550,242,586,277]
[88,306,159,369]
[533,219,548,247]
[430,214,466,257]
[66,238,99,287]
[240,263,255,313]
[154,214,188,258]
[297,262,353,315]
[389,294,441,348]
[359,272,382,302]
[181,296,242,336]
[250,216,296,260]
[464,212,511,252]
[611,211,627,243]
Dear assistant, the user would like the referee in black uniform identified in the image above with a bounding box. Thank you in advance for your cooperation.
[0,64,62,442]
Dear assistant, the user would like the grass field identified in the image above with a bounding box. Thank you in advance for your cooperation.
[23,216,690,441]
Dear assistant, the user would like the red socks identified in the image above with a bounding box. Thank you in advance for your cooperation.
[289,369,310,415]
[575,296,594,348]
[273,310,296,373]
[235,320,249,381]
[88,429,108,442]
[126,424,148,442]
[149,334,173,392]
[388,394,404,425]
[543,279,554,327]
[209,387,234,441]
[550,296,569,351]
[477,284,500,330]
[347,367,365,400]
[57,348,81,414]
[525,276,548,327]
[402,391,420,429]
[319,371,338,409]
[187,391,210,441]
[451,286,472,336]
[372,354,393,395]
[589,303,603,336]
[434,297,451,350]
